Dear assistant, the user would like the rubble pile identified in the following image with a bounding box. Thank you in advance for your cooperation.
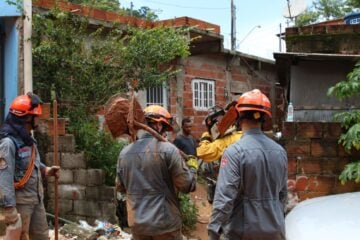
[49,220,132,240]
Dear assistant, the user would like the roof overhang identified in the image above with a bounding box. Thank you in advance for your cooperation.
[274,52,360,62]
[189,28,223,55]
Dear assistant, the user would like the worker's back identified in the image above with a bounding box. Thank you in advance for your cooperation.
[117,133,196,235]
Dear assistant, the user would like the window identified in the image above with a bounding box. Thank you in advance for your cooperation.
[192,79,215,110]
[146,85,167,107]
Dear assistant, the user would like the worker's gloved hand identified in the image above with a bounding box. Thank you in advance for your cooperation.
[200,132,212,142]
[4,207,19,225]
[186,156,199,171]
[45,166,61,178]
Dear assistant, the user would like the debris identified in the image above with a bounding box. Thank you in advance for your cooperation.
[49,219,132,240]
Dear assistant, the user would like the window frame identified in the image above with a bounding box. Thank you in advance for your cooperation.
[192,79,215,111]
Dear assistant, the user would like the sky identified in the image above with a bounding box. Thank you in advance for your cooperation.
[120,0,312,60]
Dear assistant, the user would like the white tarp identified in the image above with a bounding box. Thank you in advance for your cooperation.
[286,192,360,240]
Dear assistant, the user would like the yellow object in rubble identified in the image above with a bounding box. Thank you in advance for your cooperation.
[186,157,199,170]
[197,131,242,163]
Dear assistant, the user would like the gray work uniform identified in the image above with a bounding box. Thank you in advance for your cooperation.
[117,133,196,238]
[208,128,288,240]
[0,136,48,240]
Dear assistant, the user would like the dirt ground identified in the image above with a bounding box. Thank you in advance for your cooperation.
[185,182,212,240]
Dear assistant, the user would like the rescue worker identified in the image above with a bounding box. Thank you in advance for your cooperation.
[208,89,288,240]
[173,117,197,156]
[197,106,242,204]
[0,92,60,240]
[197,103,242,163]
[116,105,197,240]
[197,129,242,163]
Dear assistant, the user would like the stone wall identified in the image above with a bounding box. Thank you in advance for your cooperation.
[282,122,360,201]
[285,24,360,54]
[39,104,117,224]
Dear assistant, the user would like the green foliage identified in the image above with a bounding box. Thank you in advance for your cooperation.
[339,161,360,184]
[314,0,347,19]
[346,0,360,8]
[179,193,198,231]
[328,62,360,100]
[67,0,160,20]
[32,10,128,106]
[68,108,126,185]
[122,6,160,21]
[296,10,320,26]
[123,27,190,90]
[32,8,190,183]
[328,61,360,184]
[296,0,356,26]
[67,0,121,12]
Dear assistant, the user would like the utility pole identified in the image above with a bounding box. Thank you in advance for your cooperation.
[130,2,134,17]
[279,23,282,52]
[231,0,236,51]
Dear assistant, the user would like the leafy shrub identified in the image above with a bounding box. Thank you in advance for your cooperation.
[328,61,360,184]
[68,108,126,185]
[179,193,198,231]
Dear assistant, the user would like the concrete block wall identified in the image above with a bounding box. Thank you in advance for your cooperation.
[282,122,360,201]
[39,103,116,224]
[44,134,117,224]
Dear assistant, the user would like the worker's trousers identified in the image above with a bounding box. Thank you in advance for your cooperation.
[16,202,48,240]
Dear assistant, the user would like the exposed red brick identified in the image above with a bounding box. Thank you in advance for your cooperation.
[311,140,338,157]
[323,122,343,139]
[282,122,296,139]
[39,103,51,120]
[287,157,297,174]
[322,158,339,175]
[183,100,193,108]
[183,108,195,116]
[307,176,335,192]
[337,158,351,173]
[338,144,351,157]
[182,92,193,100]
[297,191,328,201]
[298,158,322,174]
[295,175,309,191]
[296,122,323,139]
[285,140,310,155]
[333,179,356,193]
[47,118,66,136]
[350,149,360,157]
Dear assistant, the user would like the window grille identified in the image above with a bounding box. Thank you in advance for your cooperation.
[146,85,167,107]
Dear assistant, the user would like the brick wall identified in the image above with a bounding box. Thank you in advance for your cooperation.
[170,55,277,139]
[282,122,360,201]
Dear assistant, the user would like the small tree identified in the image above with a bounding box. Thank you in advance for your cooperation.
[295,0,358,26]
[328,61,360,184]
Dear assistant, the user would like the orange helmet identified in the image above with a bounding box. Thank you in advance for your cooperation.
[9,92,42,117]
[144,105,173,131]
[235,89,271,117]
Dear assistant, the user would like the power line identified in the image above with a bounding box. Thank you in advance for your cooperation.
[143,0,229,10]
